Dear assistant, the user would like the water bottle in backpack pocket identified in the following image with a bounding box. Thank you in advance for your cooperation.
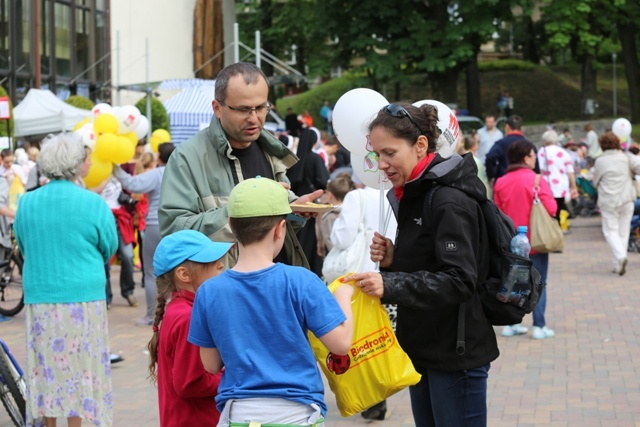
[496,226,532,307]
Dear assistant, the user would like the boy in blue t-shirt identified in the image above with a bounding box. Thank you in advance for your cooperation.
[188,177,354,426]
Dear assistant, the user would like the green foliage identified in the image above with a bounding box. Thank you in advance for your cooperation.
[282,64,633,124]
[479,60,536,71]
[543,0,621,57]
[134,96,169,133]
[0,86,14,139]
[64,95,95,110]
[275,74,366,131]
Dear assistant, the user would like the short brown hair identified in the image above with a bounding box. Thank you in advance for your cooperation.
[229,215,286,246]
[599,131,621,151]
[326,176,354,202]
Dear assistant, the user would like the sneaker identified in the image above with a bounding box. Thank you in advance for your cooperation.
[532,326,555,339]
[619,258,628,276]
[109,353,124,364]
[135,316,153,326]
[501,324,529,337]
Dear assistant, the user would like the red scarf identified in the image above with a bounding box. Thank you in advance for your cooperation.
[394,152,436,200]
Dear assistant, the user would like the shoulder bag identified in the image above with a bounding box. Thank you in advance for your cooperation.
[529,174,564,253]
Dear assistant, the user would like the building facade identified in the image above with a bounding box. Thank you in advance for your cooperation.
[0,0,110,104]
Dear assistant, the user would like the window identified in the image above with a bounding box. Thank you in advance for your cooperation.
[54,2,71,77]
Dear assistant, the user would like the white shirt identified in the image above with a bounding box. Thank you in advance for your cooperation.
[476,126,504,163]
[330,187,397,273]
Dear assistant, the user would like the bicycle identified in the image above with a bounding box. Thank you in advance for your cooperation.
[0,339,26,427]
[0,229,25,317]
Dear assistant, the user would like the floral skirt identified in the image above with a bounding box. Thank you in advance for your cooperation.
[25,301,112,426]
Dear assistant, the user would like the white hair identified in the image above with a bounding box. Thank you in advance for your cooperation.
[541,129,559,146]
[38,133,87,180]
[14,148,28,166]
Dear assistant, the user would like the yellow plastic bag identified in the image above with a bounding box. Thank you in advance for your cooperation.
[9,177,25,211]
[309,276,421,417]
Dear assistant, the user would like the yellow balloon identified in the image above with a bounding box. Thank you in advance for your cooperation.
[94,133,119,162]
[150,135,162,153]
[122,131,139,146]
[112,137,136,164]
[84,154,113,188]
[94,113,119,135]
[152,129,171,143]
[73,117,91,131]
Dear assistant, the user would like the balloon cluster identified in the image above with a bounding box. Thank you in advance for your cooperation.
[332,89,460,189]
[72,103,171,188]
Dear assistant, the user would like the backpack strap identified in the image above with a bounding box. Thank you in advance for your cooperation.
[424,184,467,356]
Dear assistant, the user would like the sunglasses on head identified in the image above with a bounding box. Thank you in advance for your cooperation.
[381,104,426,136]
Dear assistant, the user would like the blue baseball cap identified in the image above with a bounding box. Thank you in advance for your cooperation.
[153,230,233,277]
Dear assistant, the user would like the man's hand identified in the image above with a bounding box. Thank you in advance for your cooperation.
[291,189,324,218]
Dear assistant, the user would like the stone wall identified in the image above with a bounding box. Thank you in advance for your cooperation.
[522,118,614,147]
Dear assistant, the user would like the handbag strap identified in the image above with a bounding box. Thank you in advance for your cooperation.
[533,174,542,203]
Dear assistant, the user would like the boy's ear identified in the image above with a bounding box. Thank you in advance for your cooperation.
[273,218,287,240]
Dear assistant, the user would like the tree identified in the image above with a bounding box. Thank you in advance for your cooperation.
[316,0,528,114]
[134,96,169,133]
[65,95,95,111]
[235,0,327,85]
[543,0,622,117]
[616,0,640,122]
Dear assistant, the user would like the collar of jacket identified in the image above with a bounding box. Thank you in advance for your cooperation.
[205,114,299,169]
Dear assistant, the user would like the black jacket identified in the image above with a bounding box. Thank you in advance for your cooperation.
[381,153,499,373]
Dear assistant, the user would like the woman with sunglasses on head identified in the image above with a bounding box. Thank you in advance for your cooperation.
[345,102,498,427]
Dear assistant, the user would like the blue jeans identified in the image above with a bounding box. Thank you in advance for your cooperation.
[530,253,549,328]
[409,364,490,427]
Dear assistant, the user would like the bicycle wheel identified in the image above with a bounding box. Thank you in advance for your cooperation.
[0,253,24,317]
[0,345,26,427]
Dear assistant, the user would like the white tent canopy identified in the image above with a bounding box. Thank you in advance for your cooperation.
[13,88,91,137]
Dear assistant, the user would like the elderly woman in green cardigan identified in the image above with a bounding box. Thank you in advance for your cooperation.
[14,133,118,427]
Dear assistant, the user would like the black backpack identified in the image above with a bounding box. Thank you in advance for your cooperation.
[426,185,544,354]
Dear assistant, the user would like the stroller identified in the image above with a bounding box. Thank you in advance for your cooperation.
[573,174,599,217]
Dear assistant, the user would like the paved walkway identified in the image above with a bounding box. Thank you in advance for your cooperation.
[2,215,640,426]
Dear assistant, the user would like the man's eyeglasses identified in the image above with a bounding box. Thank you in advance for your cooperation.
[381,104,426,135]
[217,99,272,118]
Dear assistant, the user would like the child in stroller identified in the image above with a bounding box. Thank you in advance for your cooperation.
[573,171,599,217]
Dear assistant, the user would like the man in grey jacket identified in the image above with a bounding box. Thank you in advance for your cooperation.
[159,62,321,267]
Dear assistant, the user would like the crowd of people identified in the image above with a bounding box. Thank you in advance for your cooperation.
[8,61,640,427]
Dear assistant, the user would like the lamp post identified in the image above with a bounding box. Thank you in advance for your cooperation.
[612,53,617,117]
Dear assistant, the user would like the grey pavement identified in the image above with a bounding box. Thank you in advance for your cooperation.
[1,215,640,426]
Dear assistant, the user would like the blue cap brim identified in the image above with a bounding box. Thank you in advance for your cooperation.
[189,242,234,264]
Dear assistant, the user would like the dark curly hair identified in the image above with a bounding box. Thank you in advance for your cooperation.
[368,103,441,152]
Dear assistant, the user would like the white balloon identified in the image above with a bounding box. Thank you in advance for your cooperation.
[134,115,150,141]
[332,88,388,156]
[413,99,461,158]
[91,103,113,120]
[75,123,97,151]
[612,118,632,139]
[351,152,392,190]
[116,105,142,134]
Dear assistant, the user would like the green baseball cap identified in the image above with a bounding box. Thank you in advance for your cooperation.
[228,177,304,222]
